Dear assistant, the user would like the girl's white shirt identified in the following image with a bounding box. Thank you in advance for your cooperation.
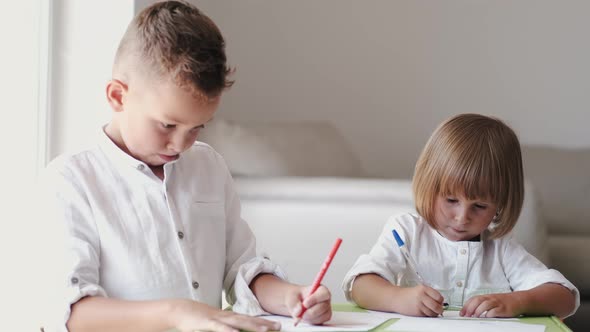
[342,213,579,317]
[41,130,285,331]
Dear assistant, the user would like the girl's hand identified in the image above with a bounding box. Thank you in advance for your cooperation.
[395,284,445,317]
[285,285,332,325]
[460,293,521,318]
[170,299,281,332]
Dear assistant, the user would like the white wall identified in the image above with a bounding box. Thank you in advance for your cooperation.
[1,1,44,329]
[49,0,134,160]
[159,0,590,178]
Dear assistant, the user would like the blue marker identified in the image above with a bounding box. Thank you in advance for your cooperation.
[392,229,449,314]
[392,229,426,284]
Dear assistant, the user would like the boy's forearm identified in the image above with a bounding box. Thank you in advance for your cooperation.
[518,283,576,318]
[67,296,176,332]
[351,274,400,312]
[250,273,300,316]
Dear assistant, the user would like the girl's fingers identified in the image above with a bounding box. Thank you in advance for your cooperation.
[472,299,494,318]
[460,296,482,317]
[425,287,445,304]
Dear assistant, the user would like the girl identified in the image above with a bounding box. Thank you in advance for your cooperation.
[342,113,578,319]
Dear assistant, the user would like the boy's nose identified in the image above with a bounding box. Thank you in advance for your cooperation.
[167,137,184,153]
[168,135,194,153]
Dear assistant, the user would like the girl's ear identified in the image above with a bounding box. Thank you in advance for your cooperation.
[106,79,128,113]
[492,209,500,222]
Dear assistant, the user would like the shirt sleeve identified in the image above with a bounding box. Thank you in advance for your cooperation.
[41,161,107,331]
[502,236,580,317]
[218,155,288,316]
[341,215,408,302]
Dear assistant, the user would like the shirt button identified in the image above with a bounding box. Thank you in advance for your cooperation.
[192,281,199,289]
[71,277,79,284]
[460,249,467,255]
[456,281,463,287]
[177,231,184,240]
[137,164,145,170]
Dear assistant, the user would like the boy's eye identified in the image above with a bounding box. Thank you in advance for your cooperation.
[190,124,205,133]
[161,123,176,129]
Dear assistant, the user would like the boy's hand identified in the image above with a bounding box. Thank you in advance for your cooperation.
[285,285,332,325]
[170,299,281,332]
[395,284,445,317]
[460,293,520,318]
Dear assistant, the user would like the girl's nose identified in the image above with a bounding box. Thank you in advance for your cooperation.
[454,207,470,224]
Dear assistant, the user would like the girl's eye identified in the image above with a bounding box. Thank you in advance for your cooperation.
[161,123,176,129]
[475,204,488,210]
[446,198,458,203]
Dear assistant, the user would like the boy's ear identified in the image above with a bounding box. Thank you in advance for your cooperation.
[106,79,128,113]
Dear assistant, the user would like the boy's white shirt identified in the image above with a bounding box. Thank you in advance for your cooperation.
[342,213,580,317]
[41,128,285,331]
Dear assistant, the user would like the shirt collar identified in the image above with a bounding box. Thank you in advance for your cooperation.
[97,124,185,176]
[431,226,486,249]
[97,125,150,171]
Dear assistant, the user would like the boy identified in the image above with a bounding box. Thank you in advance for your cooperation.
[42,1,331,331]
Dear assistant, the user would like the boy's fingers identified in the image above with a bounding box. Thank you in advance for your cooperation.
[300,301,332,324]
[284,290,303,317]
[306,306,332,325]
[205,319,238,332]
[220,315,280,332]
[302,286,331,308]
[291,303,303,318]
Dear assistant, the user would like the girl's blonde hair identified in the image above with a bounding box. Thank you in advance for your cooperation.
[413,113,524,239]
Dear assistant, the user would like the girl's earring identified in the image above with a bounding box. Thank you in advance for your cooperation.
[492,210,500,222]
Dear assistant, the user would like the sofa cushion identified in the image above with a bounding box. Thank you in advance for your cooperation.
[549,235,590,293]
[199,119,363,177]
[522,146,590,234]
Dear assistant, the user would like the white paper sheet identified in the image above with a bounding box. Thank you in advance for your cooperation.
[386,316,545,332]
[262,311,389,332]
[441,310,518,320]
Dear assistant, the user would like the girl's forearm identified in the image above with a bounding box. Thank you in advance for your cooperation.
[518,283,576,318]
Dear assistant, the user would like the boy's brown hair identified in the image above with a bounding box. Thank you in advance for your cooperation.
[114,0,233,99]
[412,113,524,239]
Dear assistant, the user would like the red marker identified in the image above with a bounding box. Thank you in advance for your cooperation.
[294,238,342,326]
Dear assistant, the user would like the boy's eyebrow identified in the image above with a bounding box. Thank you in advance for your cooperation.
[161,115,213,128]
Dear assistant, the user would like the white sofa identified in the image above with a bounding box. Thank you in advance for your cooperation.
[234,176,547,302]
[200,119,589,330]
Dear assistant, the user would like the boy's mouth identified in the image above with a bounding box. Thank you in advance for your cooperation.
[159,154,179,162]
